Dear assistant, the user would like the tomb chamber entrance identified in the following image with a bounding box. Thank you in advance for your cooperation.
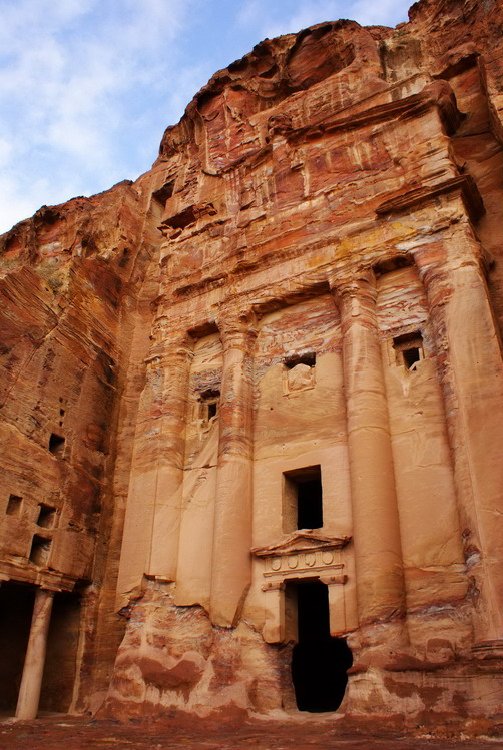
[0,582,81,717]
[0,582,34,714]
[289,580,352,712]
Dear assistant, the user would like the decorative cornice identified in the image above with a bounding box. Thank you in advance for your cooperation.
[375,174,485,223]
[0,561,80,592]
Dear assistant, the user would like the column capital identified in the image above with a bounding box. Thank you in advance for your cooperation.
[216,307,259,350]
[329,269,377,306]
[37,587,57,596]
[145,330,194,367]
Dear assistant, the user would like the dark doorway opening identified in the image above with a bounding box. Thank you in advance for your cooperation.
[289,580,352,712]
[0,582,34,713]
[297,478,323,530]
[0,583,82,717]
[40,591,82,713]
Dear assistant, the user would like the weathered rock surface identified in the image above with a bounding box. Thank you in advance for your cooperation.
[1,0,503,728]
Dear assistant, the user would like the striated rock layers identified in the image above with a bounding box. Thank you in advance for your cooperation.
[1,0,503,726]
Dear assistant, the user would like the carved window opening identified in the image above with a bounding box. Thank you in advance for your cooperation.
[6,494,22,517]
[199,389,220,426]
[287,580,352,712]
[5,495,23,518]
[29,535,52,567]
[49,433,65,457]
[393,331,423,370]
[284,466,323,532]
[37,504,57,529]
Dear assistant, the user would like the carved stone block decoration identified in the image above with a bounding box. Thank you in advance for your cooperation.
[252,531,351,586]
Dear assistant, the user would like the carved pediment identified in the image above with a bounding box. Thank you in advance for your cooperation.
[251,530,351,558]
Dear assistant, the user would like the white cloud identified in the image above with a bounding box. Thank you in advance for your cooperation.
[0,0,410,234]
[0,0,199,232]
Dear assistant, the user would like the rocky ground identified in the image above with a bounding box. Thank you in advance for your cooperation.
[1,713,502,750]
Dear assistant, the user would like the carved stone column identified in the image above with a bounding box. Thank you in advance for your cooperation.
[15,588,54,720]
[148,333,193,579]
[415,229,503,644]
[116,331,192,605]
[210,312,257,627]
[334,273,406,626]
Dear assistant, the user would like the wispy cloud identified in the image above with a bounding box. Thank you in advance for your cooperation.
[0,0,200,232]
[0,0,410,234]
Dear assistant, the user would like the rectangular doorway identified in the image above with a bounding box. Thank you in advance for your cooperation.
[286,580,352,712]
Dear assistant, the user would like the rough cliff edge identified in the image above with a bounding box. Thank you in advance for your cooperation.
[1,0,503,728]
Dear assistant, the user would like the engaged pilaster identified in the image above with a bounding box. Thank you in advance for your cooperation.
[209,311,257,627]
[116,330,193,605]
[333,273,406,626]
[415,231,503,644]
[148,333,193,579]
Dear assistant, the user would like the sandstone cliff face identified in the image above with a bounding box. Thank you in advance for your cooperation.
[1,0,503,725]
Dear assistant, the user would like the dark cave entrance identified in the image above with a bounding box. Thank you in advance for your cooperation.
[0,582,34,713]
[289,580,352,712]
[0,582,81,716]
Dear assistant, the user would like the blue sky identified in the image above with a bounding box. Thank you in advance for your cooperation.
[0,0,409,233]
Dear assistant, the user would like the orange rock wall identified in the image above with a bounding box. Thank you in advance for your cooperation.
[1,0,503,723]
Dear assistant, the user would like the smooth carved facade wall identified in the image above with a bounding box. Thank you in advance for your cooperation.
[1,0,503,724]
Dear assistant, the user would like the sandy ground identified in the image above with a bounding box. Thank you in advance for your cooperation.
[1,713,502,750]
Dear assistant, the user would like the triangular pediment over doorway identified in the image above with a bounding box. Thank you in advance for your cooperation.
[251,531,351,558]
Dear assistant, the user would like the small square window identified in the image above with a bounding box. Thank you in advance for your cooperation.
[393,332,424,370]
[37,504,57,529]
[6,494,22,517]
[29,535,52,567]
[49,433,65,457]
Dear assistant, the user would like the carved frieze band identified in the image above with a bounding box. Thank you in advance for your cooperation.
[263,549,344,578]
[253,532,351,591]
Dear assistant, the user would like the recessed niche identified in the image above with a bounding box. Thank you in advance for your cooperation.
[373,255,413,277]
[285,352,316,369]
[6,495,22,517]
[393,331,424,370]
[151,180,174,207]
[198,389,220,426]
[49,433,65,457]
[283,465,323,532]
[29,535,52,567]
[37,504,57,529]
[283,352,317,394]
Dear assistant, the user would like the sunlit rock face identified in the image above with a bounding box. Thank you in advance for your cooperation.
[1,0,503,726]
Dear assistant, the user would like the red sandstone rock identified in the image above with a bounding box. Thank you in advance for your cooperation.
[1,0,503,730]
